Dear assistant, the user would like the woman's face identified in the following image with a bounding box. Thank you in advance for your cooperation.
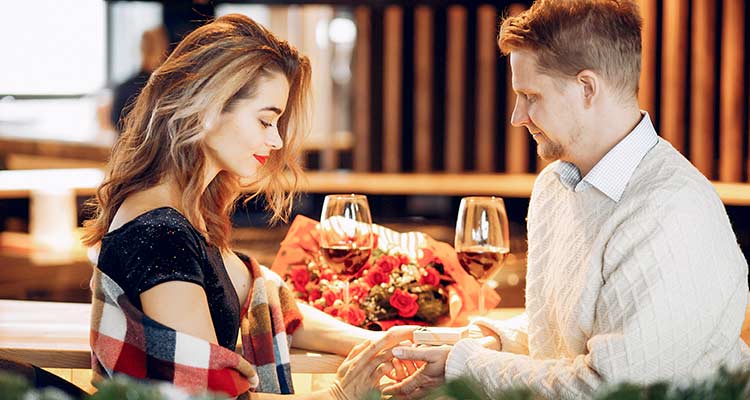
[204,72,290,179]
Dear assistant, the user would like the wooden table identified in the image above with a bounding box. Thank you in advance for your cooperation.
[0,299,345,373]
[0,299,525,374]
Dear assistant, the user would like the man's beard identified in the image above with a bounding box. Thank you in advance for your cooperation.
[536,136,564,161]
[535,124,582,162]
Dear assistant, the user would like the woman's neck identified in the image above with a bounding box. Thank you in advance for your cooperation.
[123,179,208,230]
[122,161,221,234]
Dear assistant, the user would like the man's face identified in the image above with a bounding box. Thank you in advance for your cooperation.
[509,50,584,162]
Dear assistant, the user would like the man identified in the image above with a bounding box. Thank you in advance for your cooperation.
[110,26,169,133]
[384,1,750,398]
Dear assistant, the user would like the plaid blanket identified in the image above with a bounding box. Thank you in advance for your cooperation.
[90,254,302,397]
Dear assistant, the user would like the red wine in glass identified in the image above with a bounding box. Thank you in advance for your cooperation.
[454,196,510,315]
[321,245,373,275]
[320,194,374,276]
[457,246,509,281]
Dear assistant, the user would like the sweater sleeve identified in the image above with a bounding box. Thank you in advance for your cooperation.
[445,188,749,399]
[471,313,529,355]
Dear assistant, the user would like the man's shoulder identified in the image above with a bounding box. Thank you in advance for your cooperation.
[624,140,720,211]
[531,161,563,190]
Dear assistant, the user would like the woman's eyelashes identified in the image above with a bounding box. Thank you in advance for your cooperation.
[259,119,273,128]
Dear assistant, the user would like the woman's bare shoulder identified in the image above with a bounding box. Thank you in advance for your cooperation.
[108,188,178,233]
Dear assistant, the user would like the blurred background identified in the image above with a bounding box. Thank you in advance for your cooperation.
[0,0,749,309]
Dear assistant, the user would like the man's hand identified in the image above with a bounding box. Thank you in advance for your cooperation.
[381,345,451,399]
[331,326,418,399]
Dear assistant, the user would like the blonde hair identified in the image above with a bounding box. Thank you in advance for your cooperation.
[83,14,311,250]
[499,0,642,98]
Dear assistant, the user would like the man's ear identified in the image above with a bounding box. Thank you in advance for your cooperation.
[576,69,598,108]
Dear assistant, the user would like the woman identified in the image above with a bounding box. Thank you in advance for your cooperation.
[83,14,410,399]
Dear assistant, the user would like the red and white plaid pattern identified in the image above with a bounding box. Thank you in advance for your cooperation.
[90,254,302,396]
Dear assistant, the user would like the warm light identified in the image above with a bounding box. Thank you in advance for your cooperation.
[0,0,106,95]
[0,168,104,193]
[30,188,77,263]
[328,18,356,44]
[0,168,104,264]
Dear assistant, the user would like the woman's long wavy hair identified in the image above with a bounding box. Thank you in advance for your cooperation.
[83,14,311,250]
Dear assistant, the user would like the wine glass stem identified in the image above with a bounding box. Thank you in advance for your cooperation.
[478,281,486,316]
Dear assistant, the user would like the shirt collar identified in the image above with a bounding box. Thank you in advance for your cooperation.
[555,112,658,202]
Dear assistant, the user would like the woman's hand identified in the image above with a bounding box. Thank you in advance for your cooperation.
[381,345,452,400]
[384,346,425,382]
[329,326,417,400]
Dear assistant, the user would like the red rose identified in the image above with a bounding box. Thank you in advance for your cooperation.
[323,289,342,306]
[375,255,399,274]
[348,282,370,301]
[339,303,366,326]
[419,267,440,286]
[290,265,310,292]
[352,262,371,278]
[324,305,340,317]
[389,289,419,318]
[365,267,390,287]
[309,287,322,302]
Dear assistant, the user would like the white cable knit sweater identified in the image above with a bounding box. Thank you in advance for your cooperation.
[445,140,750,399]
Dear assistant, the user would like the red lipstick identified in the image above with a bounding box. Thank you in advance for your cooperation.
[253,154,269,165]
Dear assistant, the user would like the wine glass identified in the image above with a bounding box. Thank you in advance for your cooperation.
[319,194,374,276]
[454,196,510,315]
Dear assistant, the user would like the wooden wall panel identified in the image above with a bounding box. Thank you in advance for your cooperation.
[637,0,657,117]
[660,0,688,153]
[504,3,529,174]
[689,0,716,178]
[475,5,497,172]
[353,6,371,172]
[383,6,403,173]
[343,1,749,182]
[719,0,745,182]
[445,5,467,173]
[303,7,337,170]
[414,6,433,173]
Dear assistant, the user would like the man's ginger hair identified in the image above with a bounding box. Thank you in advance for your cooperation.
[499,0,642,99]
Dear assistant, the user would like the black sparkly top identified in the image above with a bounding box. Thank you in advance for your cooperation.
[98,207,241,351]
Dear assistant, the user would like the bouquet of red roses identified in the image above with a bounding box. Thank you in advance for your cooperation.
[271,215,500,329]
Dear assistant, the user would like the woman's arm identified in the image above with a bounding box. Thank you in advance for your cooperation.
[141,284,351,400]
[249,327,416,399]
[141,280,220,344]
[291,303,383,356]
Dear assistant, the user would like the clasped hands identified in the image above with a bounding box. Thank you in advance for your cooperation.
[331,325,499,400]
